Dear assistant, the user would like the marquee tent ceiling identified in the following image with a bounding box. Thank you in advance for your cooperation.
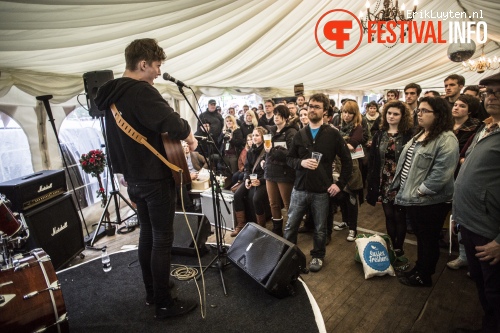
[1,0,500,103]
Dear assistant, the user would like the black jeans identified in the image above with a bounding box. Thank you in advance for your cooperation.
[233,183,267,216]
[339,191,358,231]
[406,202,451,279]
[461,226,500,333]
[127,179,176,307]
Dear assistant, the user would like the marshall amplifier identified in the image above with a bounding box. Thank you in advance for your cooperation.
[22,193,84,270]
[0,170,66,212]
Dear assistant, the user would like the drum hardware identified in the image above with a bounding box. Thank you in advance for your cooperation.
[0,293,15,307]
[0,199,30,270]
[0,196,22,237]
[33,313,69,333]
[0,248,69,332]
[24,280,61,299]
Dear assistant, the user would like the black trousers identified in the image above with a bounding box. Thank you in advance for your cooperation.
[406,202,451,279]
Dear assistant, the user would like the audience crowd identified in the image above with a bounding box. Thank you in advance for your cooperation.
[181,73,499,333]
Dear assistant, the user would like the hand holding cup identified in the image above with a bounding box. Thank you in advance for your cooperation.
[249,173,258,186]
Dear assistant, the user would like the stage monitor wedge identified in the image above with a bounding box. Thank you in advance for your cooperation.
[172,212,210,257]
[227,223,307,298]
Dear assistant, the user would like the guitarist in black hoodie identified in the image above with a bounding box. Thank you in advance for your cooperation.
[95,38,197,320]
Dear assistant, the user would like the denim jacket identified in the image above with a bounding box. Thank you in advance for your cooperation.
[390,130,459,206]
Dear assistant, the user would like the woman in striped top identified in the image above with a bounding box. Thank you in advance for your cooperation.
[390,97,459,287]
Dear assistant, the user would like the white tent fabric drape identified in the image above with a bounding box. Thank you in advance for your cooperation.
[1,0,499,104]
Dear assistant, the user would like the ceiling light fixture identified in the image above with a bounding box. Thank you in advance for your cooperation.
[359,0,418,46]
[462,43,499,73]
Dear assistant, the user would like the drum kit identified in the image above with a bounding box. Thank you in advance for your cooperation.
[1,194,69,333]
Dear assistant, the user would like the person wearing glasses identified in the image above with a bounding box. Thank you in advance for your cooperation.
[453,72,500,333]
[284,94,352,272]
[391,97,459,287]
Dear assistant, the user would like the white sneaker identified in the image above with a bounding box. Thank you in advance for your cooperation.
[447,257,468,269]
[346,230,357,242]
[333,222,348,231]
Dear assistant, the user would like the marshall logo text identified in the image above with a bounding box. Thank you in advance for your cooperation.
[38,183,53,193]
[51,221,68,236]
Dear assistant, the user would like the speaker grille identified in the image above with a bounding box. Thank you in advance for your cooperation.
[23,193,84,270]
[228,226,285,282]
[172,212,210,256]
[227,223,306,298]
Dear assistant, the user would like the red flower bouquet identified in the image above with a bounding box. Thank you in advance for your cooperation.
[80,149,108,207]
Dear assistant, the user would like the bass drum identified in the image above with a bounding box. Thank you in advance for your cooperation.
[0,249,69,333]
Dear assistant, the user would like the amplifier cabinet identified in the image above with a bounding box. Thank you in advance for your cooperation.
[200,190,235,231]
[23,193,84,270]
[0,170,66,212]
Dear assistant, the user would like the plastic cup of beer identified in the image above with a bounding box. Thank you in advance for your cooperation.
[311,152,323,163]
[263,134,272,149]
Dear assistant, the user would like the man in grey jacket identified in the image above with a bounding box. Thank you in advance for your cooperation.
[452,72,500,333]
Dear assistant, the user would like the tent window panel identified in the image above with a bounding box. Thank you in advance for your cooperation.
[59,107,111,209]
[0,114,34,183]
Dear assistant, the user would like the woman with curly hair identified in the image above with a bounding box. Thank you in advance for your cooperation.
[391,97,459,287]
[367,100,413,262]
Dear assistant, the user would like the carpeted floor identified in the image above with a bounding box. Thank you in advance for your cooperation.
[57,248,322,333]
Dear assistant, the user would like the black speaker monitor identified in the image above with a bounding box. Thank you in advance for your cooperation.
[227,223,307,298]
[83,70,114,118]
[172,212,210,257]
[23,193,85,270]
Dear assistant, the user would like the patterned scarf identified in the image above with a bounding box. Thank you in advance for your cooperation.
[339,120,355,138]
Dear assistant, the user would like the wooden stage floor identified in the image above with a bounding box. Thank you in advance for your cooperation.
[68,200,483,333]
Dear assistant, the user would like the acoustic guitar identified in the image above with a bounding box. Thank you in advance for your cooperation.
[161,134,191,186]
[110,104,191,187]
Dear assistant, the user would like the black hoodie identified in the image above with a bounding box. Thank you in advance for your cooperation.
[94,77,191,181]
[287,124,352,193]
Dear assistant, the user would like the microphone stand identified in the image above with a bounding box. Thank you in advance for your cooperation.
[36,95,91,240]
[176,84,232,295]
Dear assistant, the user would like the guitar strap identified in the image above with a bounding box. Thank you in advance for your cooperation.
[109,104,183,176]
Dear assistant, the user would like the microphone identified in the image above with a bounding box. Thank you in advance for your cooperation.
[162,73,190,88]
[194,135,209,141]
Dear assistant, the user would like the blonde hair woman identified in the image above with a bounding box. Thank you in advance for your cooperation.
[240,110,258,139]
[220,115,244,179]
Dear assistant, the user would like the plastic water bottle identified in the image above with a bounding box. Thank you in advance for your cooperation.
[101,247,112,272]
